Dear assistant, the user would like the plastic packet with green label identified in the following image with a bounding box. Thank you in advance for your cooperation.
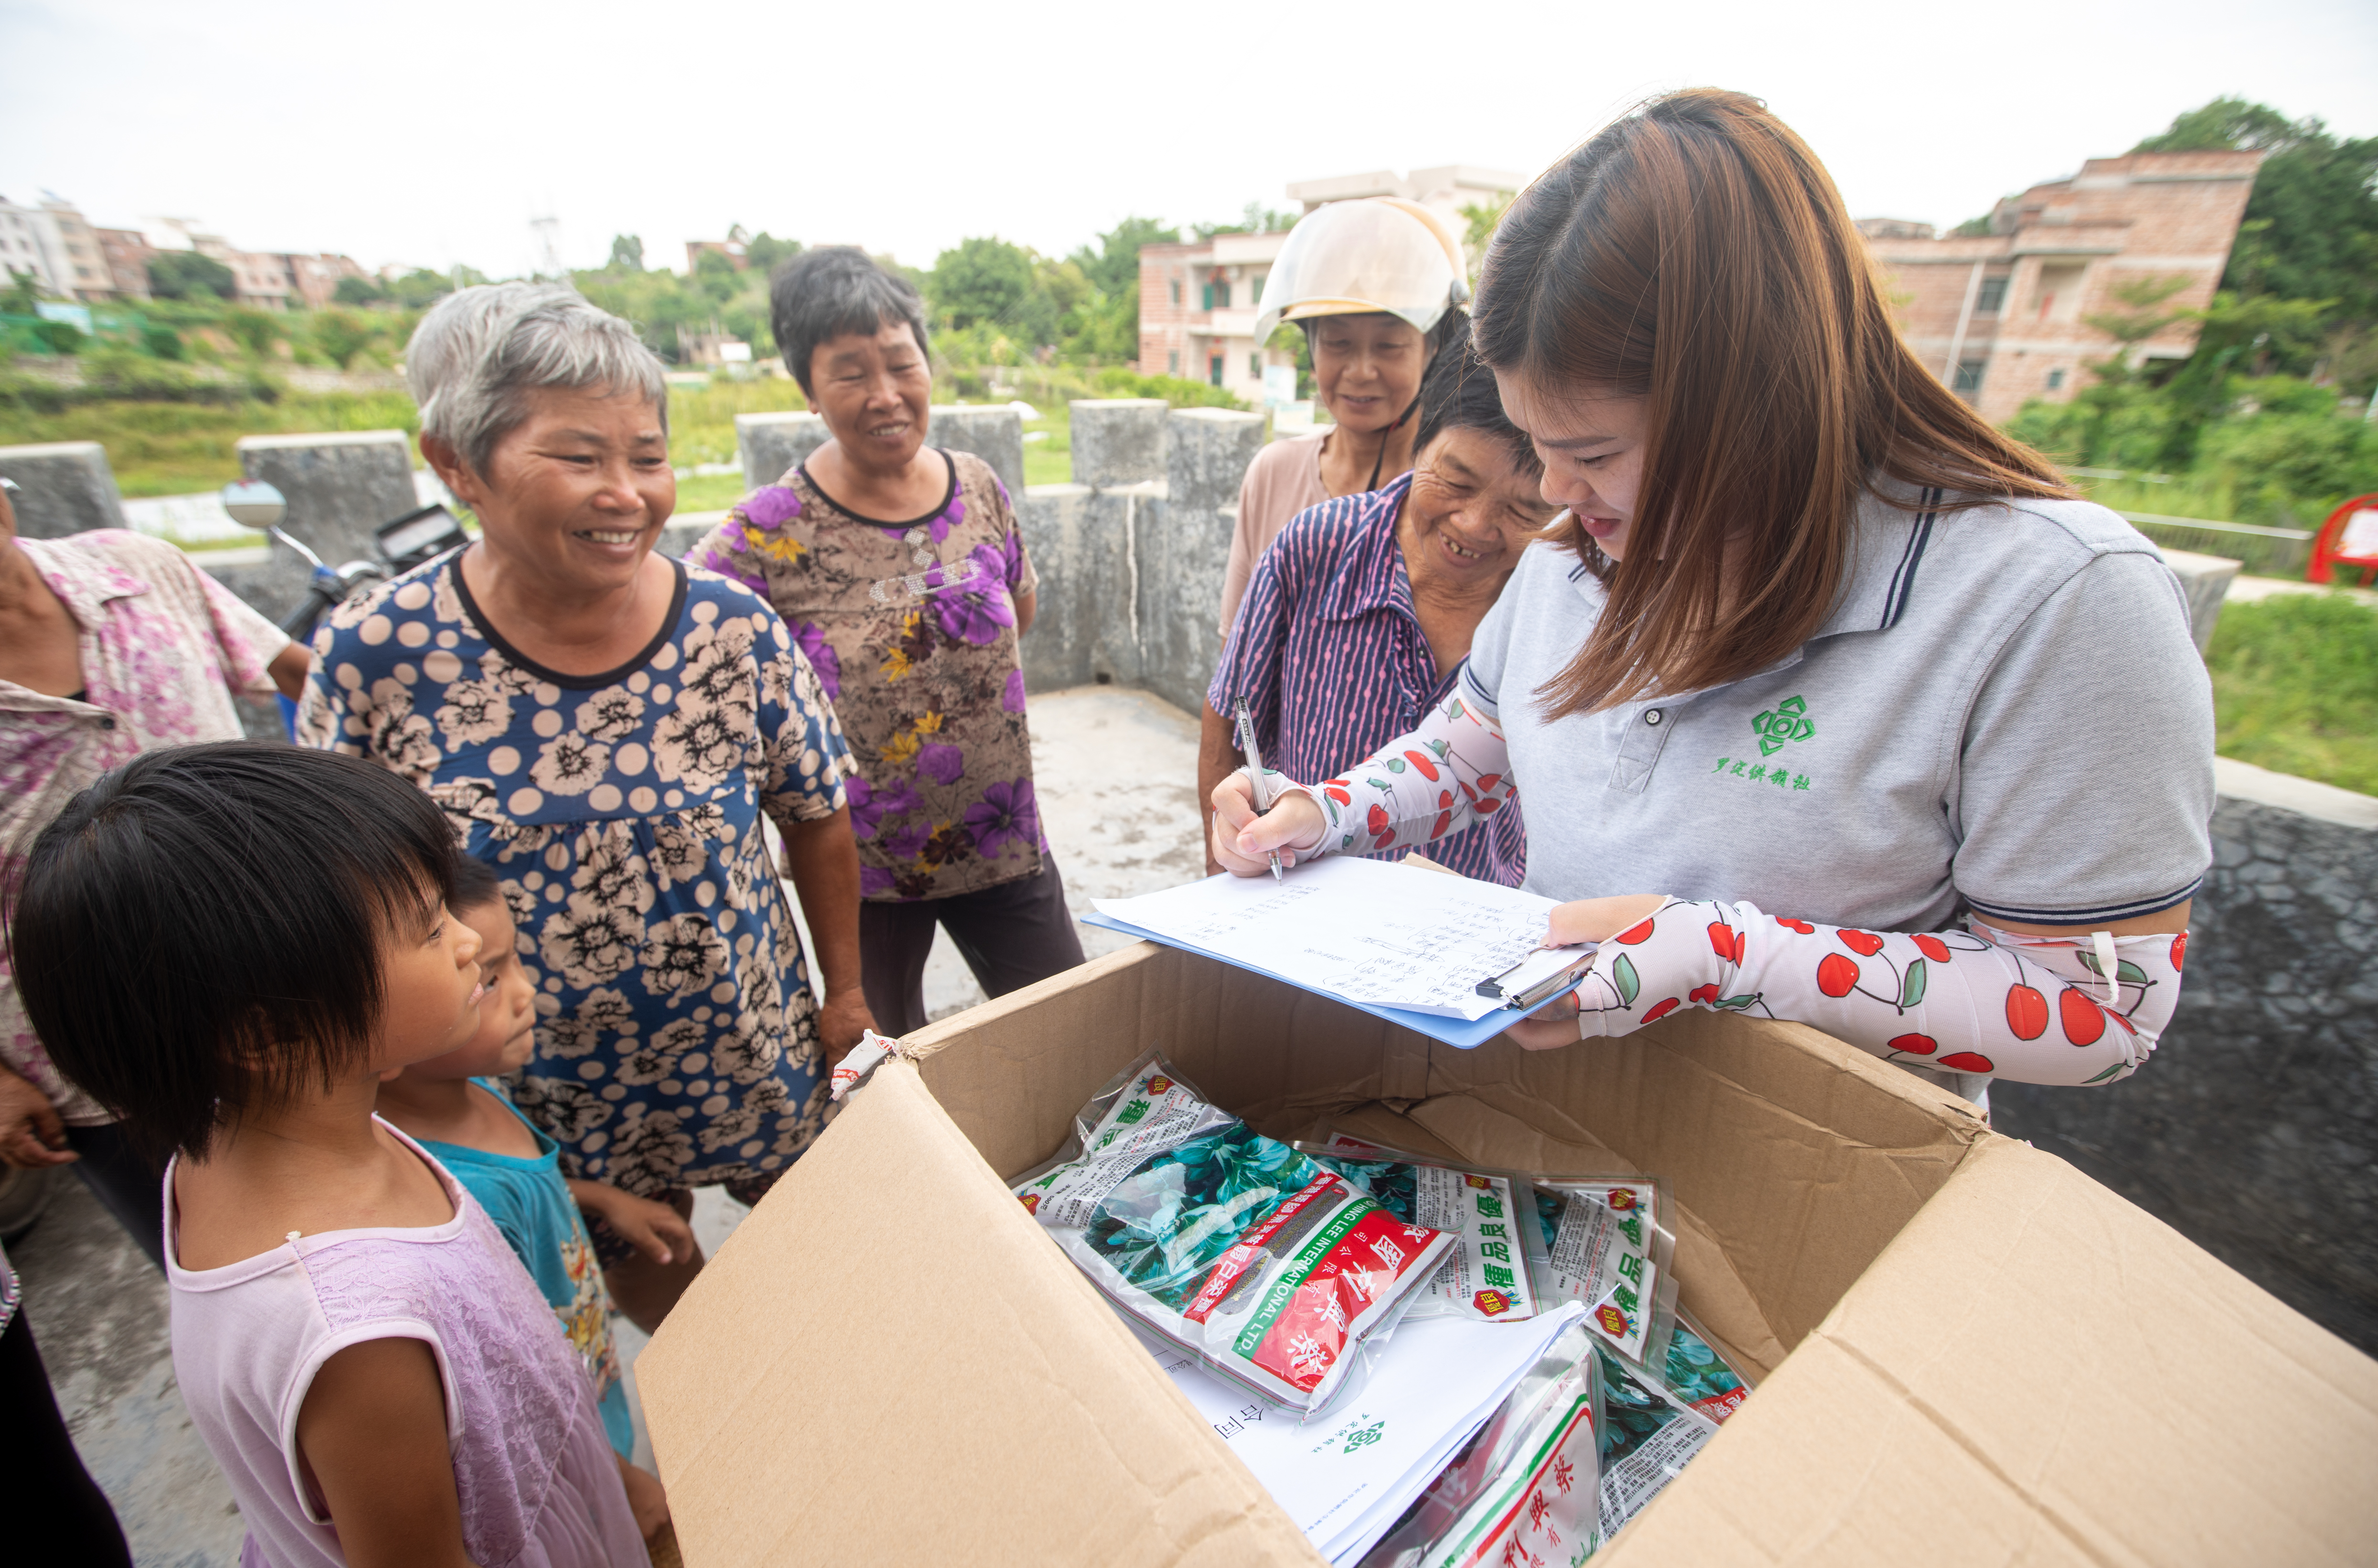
[1524,1176,1679,1372]
[1660,1306,1752,1424]
[1596,1343,1721,1541]
[1357,1320,1604,1568]
[1295,1134,1546,1323]
[1012,1051,1456,1416]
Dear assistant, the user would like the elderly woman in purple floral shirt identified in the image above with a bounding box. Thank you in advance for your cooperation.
[695,248,1083,1033]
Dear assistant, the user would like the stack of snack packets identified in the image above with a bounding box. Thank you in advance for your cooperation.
[1525,1176,1680,1372]
[1299,1134,1545,1323]
[1013,1053,1456,1415]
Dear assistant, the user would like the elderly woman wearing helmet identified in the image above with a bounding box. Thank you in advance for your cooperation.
[1215,198,1473,632]
[1200,199,1474,869]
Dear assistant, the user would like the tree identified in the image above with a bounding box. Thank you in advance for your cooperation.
[148,250,236,301]
[332,275,385,306]
[1950,215,1995,238]
[928,236,1045,339]
[1070,216,1178,299]
[1460,195,1510,289]
[609,234,645,272]
[2,268,41,314]
[693,247,743,303]
[745,232,800,275]
[2134,98,2378,344]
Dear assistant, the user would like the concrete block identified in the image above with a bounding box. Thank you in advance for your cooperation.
[1017,485,1094,693]
[2161,546,2242,654]
[1125,408,1265,715]
[735,404,1025,502]
[1993,765,2378,1356]
[0,440,127,538]
[736,411,828,491]
[1069,400,1168,489]
[1165,407,1266,515]
[928,405,1026,500]
[236,430,420,626]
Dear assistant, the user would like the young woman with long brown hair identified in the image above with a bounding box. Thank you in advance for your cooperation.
[1210,90,2213,1102]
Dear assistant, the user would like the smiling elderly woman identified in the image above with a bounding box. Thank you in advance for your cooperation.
[297,283,871,1327]
[1200,339,1555,882]
[694,248,1084,1037]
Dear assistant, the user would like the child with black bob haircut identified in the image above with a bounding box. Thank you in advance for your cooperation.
[9,742,649,1568]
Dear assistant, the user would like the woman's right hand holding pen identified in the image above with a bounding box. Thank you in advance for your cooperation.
[1209,773,1328,878]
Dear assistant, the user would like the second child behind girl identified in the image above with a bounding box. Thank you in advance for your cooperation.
[376,855,681,1543]
[10,742,649,1568]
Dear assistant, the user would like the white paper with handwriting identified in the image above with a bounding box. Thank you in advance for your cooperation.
[1134,1305,1585,1564]
[1093,858,1564,1020]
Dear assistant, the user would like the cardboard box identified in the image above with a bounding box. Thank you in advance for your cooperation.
[638,942,2378,1566]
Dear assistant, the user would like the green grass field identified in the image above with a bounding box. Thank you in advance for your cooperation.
[2204,592,2378,795]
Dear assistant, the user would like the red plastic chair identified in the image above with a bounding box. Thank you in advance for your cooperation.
[2306,492,2378,586]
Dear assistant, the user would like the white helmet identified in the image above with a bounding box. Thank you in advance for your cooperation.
[1252,197,1471,347]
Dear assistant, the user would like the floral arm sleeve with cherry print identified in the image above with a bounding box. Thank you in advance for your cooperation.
[1279,676,1518,857]
[1565,899,2187,1087]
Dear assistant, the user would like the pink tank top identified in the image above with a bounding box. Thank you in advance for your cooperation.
[166,1120,648,1568]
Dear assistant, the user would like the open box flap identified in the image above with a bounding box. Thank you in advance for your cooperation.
[636,1057,1320,1568]
[1597,1133,2378,1567]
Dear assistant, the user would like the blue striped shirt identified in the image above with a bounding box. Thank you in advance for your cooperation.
[1209,473,1526,885]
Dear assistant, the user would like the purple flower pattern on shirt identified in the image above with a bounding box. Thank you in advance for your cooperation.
[792,619,841,699]
[699,451,1047,902]
[916,741,965,784]
[743,485,803,529]
[963,778,1040,860]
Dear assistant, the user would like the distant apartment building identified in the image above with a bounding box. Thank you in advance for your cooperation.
[1138,230,1294,399]
[285,253,372,310]
[1137,164,1524,399]
[96,228,156,299]
[1859,149,2264,424]
[0,196,114,299]
[0,201,50,291]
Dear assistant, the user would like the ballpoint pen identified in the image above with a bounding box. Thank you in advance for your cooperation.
[1231,696,1284,883]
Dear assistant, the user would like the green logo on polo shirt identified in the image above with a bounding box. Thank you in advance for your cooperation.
[1752,696,1814,757]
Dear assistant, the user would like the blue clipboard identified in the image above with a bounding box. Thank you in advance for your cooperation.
[1079,910,1590,1050]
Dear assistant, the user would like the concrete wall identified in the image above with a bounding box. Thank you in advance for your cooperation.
[1003,401,1259,717]
[736,405,1026,499]
[233,430,419,626]
[730,399,1258,718]
[0,441,127,537]
[1993,757,2378,1355]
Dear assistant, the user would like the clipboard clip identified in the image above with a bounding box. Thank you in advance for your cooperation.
[1474,946,1599,1010]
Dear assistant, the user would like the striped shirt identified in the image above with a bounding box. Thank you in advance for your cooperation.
[1209,473,1525,885]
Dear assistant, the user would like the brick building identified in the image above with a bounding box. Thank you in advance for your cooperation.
[1860,149,2263,424]
[1137,230,1294,399]
[96,228,155,299]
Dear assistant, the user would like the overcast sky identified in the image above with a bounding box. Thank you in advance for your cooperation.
[4,0,2372,279]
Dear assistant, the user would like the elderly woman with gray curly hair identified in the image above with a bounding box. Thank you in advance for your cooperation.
[297,282,873,1327]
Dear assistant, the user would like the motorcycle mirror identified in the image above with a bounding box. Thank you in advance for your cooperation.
[222,480,287,530]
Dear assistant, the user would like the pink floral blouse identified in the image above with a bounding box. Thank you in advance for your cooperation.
[0,530,287,1124]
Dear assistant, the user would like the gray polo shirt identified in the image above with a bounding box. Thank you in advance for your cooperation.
[1462,483,2215,933]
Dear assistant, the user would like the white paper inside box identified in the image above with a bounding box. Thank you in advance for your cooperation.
[637,943,2378,1568]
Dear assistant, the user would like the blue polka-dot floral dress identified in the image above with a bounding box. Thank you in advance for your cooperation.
[298,553,853,1197]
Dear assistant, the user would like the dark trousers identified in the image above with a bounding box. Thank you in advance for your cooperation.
[64,1123,165,1273]
[0,1306,135,1565]
[859,856,1088,1036]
